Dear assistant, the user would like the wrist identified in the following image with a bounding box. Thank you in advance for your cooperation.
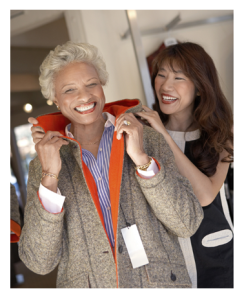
[135,156,153,171]
[131,153,150,167]
[159,126,169,137]
[41,172,59,193]
[162,131,173,144]
[42,171,59,180]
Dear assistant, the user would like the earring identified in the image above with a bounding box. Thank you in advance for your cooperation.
[57,105,60,110]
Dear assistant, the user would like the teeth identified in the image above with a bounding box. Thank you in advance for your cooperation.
[75,103,95,112]
[163,96,177,101]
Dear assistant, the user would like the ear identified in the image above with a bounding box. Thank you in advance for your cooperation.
[53,97,58,106]
[53,98,61,110]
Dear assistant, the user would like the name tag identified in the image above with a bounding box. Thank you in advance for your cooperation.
[202,229,233,247]
[121,224,149,269]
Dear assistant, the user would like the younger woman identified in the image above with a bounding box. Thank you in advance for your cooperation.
[136,42,233,288]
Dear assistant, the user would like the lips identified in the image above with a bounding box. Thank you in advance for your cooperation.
[74,102,96,114]
[161,94,178,105]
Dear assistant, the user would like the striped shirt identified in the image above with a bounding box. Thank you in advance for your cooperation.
[66,112,115,247]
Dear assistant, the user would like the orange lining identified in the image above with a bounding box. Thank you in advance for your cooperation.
[34,112,70,135]
[105,101,139,287]
[10,219,21,243]
[109,133,125,288]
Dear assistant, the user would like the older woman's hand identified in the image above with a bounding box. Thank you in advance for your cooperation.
[28,118,69,192]
[35,131,69,192]
[115,113,150,166]
[28,117,45,144]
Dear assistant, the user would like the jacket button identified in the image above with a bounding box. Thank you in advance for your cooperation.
[171,271,176,281]
[118,245,123,253]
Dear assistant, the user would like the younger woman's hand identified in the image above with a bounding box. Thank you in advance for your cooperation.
[135,105,167,135]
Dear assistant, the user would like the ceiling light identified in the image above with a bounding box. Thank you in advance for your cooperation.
[23,103,33,113]
[46,99,53,106]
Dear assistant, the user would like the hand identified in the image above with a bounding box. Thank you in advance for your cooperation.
[28,117,45,144]
[135,105,167,135]
[35,131,69,177]
[115,113,149,166]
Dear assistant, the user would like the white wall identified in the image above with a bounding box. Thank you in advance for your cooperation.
[79,10,146,105]
[76,10,233,108]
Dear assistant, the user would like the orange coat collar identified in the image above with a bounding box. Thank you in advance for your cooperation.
[34,99,140,135]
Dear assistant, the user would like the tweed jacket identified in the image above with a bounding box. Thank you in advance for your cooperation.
[11,184,21,243]
[19,99,203,288]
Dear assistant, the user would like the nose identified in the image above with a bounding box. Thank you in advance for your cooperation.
[161,77,173,91]
[77,87,91,102]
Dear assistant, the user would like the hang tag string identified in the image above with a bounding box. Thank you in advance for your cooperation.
[120,204,131,228]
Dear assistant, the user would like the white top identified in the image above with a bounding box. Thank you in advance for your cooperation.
[166,128,200,289]
[166,129,200,153]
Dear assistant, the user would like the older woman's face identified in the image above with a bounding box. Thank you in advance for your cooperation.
[54,62,105,126]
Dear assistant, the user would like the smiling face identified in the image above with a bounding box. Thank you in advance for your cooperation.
[154,63,197,118]
[53,62,106,127]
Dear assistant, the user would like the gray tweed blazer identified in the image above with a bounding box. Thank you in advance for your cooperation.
[19,100,203,288]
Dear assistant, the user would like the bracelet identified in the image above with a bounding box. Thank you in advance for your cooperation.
[42,171,59,181]
[135,157,152,171]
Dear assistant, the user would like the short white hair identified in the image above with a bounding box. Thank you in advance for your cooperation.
[39,41,109,101]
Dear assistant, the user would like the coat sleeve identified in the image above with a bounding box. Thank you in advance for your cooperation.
[136,127,203,238]
[18,159,64,275]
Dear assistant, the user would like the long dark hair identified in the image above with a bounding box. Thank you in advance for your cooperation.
[151,42,233,177]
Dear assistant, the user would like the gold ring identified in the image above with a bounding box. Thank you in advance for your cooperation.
[124,120,131,126]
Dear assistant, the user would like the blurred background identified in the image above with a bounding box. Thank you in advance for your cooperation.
[10,9,234,288]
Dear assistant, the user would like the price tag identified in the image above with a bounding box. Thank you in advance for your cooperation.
[121,224,149,269]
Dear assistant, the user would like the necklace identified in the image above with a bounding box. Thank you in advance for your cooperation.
[80,137,102,146]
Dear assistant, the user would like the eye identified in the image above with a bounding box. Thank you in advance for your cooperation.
[157,73,165,78]
[175,77,185,80]
[65,88,74,93]
[88,83,98,87]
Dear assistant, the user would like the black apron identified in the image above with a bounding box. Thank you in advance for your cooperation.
[168,130,233,288]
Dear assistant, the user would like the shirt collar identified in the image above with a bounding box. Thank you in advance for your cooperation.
[65,112,116,138]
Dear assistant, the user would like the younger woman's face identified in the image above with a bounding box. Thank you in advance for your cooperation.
[154,63,197,117]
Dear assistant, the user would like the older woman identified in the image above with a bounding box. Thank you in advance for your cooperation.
[19,41,203,288]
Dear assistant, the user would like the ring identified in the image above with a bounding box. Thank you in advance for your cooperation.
[124,120,131,126]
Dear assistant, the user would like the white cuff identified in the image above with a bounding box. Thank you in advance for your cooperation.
[137,158,159,179]
[39,183,65,213]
